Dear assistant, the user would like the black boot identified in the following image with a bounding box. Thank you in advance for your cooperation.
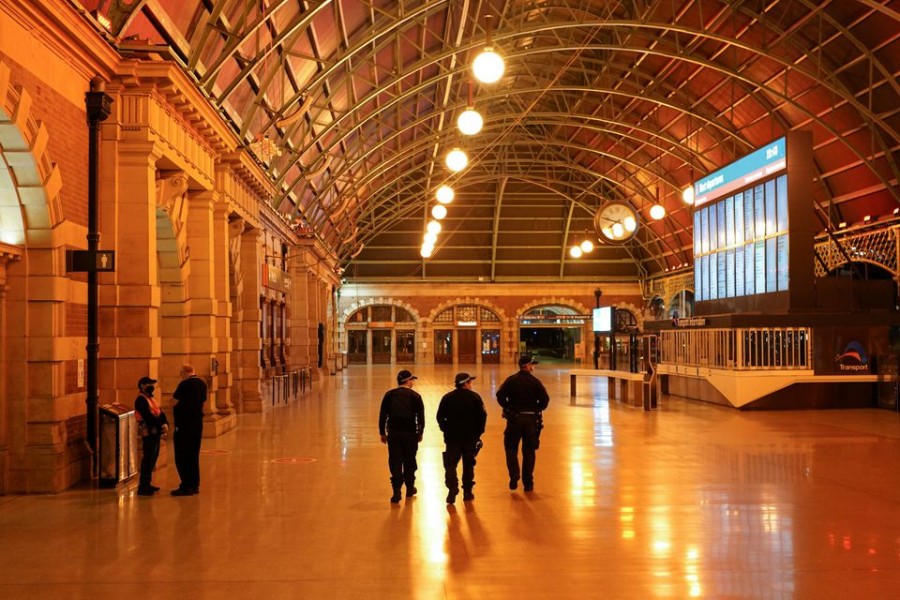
[446,488,458,504]
[406,484,417,498]
[390,486,402,503]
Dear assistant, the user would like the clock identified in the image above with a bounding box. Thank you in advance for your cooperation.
[593,201,638,243]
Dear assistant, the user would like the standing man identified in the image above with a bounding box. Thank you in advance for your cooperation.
[379,369,425,503]
[437,373,487,504]
[171,364,207,497]
[134,376,167,496]
[496,354,550,492]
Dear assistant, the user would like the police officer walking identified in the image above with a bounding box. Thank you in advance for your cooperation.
[437,372,487,504]
[496,354,550,492]
[379,369,425,503]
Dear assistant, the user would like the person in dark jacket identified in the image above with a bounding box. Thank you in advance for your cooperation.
[170,364,207,496]
[379,369,425,503]
[437,372,487,504]
[134,376,168,496]
[496,354,550,492]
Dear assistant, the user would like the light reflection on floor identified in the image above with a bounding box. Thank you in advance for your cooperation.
[0,363,898,598]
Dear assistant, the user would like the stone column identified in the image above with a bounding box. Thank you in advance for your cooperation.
[211,199,234,417]
[307,272,322,380]
[101,142,161,405]
[286,256,309,373]
[185,190,235,436]
[232,227,263,412]
[155,172,190,408]
[0,248,22,494]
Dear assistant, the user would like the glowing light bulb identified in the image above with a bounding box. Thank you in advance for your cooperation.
[624,216,637,232]
[427,220,442,235]
[445,148,468,172]
[612,222,625,238]
[436,185,455,204]
[601,226,613,239]
[682,185,695,205]
[424,232,438,244]
[457,109,483,135]
[569,246,583,259]
[431,204,447,220]
[473,48,505,84]
[650,204,666,220]
[580,240,594,253]
[420,244,434,258]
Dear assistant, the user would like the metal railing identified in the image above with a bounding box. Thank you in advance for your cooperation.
[659,327,812,370]
[270,368,313,405]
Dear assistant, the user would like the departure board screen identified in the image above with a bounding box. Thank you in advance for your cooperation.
[692,138,790,303]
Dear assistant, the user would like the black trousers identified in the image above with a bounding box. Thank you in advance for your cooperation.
[174,422,203,490]
[503,414,540,485]
[387,432,418,489]
[139,433,161,488]
[443,440,477,492]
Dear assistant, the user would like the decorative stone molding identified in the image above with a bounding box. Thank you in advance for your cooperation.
[426,297,508,322]
[515,297,590,318]
[0,59,65,243]
[0,242,23,288]
[612,301,645,330]
[646,272,694,308]
[155,171,190,274]
[341,296,421,324]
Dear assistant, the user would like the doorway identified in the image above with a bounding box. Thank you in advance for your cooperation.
[396,330,415,363]
[434,330,452,364]
[481,330,500,364]
[372,330,392,364]
[348,330,367,364]
[458,329,477,363]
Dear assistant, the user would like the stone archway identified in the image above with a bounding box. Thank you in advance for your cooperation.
[340,297,422,365]
[426,298,508,365]
[0,58,79,493]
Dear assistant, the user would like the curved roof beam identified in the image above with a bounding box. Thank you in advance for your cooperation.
[272,44,897,211]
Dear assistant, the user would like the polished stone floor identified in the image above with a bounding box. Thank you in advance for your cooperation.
[2,363,900,599]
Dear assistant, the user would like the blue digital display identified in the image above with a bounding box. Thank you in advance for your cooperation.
[692,137,786,208]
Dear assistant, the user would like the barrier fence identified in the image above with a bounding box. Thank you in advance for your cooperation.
[659,327,813,370]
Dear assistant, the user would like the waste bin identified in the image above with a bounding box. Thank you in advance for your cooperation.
[99,403,138,487]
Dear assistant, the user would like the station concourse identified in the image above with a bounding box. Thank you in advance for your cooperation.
[2,364,899,598]
[1,2,900,597]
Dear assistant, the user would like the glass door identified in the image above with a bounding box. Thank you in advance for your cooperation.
[481,330,500,364]
[434,330,453,364]
[372,330,392,364]
[348,330,367,364]
[396,330,415,363]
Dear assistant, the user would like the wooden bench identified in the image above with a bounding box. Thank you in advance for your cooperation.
[569,368,647,407]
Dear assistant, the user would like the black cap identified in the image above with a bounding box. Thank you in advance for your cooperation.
[137,376,157,389]
[397,370,417,384]
[518,354,539,367]
[454,372,475,387]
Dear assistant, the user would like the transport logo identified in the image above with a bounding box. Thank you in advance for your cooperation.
[835,341,869,372]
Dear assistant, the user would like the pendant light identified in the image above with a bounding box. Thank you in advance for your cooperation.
[472,15,504,84]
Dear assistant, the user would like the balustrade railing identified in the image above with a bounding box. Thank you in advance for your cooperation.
[659,327,812,370]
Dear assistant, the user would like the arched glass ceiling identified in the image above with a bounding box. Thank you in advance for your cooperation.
[83,0,900,281]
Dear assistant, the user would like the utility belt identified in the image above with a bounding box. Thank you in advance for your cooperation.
[503,409,543,428]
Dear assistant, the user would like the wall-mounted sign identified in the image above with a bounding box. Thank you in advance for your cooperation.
[261,264,292,293]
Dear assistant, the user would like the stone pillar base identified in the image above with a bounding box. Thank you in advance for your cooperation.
[203,413,237,438]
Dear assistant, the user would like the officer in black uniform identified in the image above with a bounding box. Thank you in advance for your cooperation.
[436,372,487,504]
[379,369,425,503]
[496,354,550,492]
